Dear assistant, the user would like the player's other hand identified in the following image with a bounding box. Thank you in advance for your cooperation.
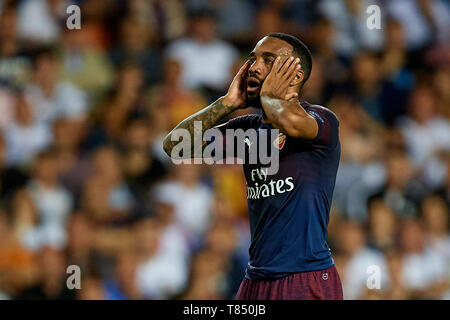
[222,60,251,109]
[260,56,300,101]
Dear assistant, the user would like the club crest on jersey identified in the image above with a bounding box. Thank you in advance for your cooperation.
[273,133,286,150]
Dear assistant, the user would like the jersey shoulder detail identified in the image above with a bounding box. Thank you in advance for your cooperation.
[300,101,340,147]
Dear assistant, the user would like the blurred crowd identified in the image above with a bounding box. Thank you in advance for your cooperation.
[0,0,449,300]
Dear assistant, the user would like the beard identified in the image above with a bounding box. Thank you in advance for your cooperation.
[246,91,262,109]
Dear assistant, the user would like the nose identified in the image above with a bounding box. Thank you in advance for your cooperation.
[248,60,262,77]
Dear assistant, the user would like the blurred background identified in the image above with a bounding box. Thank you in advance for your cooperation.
[0,0,449,300]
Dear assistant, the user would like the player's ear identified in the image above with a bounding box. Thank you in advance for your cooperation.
[290,70,304,86]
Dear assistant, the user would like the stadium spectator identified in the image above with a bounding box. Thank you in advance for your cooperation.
[3,93,52,166]
[318,0,385,56]
[24,150,72,250]
[368,150,428,219]
[147,57,206,129]
[386,0,450,50]
[16,0,64,46]
[366,200,398,253]
[165,7,238,98]
[135,218,188,299]
[24,47,88,125]
[59,26,114,101]
[153,164,213,249]
[398,218,448,299]
[110,16,163,87]
[15,246,75,299]
[81,146,135,225]
[0,209,35,299]
[421,196,450,267]
[102,250,142,300]
[398,85,450,167]
[0,3,31,86]
[334,220,390,300]
[0,134,28,200]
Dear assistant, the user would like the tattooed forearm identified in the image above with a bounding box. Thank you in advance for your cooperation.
[163,97,238,158]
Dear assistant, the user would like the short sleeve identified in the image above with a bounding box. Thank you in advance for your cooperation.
[305,107,339,148]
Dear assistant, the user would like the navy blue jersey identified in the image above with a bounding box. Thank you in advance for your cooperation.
[223,102,341,280]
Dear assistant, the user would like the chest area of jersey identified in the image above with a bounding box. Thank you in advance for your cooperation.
[242,133,299,200]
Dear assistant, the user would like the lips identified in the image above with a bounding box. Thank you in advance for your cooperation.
[246,77,261,93]
[247,77,260,88]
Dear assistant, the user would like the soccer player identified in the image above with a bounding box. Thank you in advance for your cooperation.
[163,33,343,300]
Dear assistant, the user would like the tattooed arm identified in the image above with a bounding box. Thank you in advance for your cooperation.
[163,61,251,159]
[162,98,240,158]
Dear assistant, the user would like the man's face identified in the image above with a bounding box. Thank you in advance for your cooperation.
[246,37,294,104]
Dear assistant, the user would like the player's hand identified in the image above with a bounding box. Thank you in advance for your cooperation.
[260,56,300,101]
[223,60,251,109]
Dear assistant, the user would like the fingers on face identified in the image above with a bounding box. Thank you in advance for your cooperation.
[271,56,281,74]
[280,56,295,77]
[284,57,300,80]
[237,60,250,78]
[272,55,301,85]
[273,56,300,91]
[244,59,251,70]
[288,62,301,83]
[240,61,251,79]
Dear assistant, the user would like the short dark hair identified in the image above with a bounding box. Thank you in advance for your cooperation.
[265,32,312,84]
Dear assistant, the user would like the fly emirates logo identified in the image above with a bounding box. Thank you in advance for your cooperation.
[247,168,294,200]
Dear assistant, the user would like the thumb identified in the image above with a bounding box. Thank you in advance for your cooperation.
[236,60,251,80]
[231,60,250,92]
